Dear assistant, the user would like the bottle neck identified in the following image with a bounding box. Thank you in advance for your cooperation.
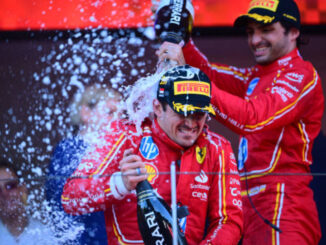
[136,180,153,193]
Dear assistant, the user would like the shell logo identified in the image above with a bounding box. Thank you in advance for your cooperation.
[145,163,158,184]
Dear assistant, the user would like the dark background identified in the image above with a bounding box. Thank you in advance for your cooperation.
[0,27,325,242]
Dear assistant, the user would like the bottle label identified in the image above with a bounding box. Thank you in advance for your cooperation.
[144,211,165,240]
[169,0,183,25]
[137,189,156,201]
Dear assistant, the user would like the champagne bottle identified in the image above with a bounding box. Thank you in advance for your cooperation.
[154,0,194,44]
[136,180,188,245]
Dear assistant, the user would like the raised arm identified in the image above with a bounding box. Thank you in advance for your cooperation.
[157,40,251,97]
[211,65,323,135]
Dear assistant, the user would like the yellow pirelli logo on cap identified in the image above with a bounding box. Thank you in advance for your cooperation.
[248,0,279,12]
[174,81,210,96]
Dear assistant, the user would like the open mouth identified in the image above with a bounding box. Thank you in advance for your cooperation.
[253,43,270,57]
[178,125,199,135]
[254,47,268,56]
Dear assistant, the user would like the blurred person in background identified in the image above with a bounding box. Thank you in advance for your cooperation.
[0,159,55,244]
[45,84,121,244]
[157,0,324,244]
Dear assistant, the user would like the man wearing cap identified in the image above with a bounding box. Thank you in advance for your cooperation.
[61,65,243,244]
[157,0,324,244]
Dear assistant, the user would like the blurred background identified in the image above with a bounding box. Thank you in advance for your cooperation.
[0,0,325,243]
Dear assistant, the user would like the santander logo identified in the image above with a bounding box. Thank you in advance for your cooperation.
[195,170,208,184]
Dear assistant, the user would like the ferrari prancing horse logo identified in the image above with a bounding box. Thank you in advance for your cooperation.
[196,146,206,164]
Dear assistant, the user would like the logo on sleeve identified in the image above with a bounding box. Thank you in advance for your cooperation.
[196,146,206,164]
[246,77,259,96]
[140,136,159,160]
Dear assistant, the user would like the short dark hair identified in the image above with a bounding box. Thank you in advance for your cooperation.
[160,101,168,111]
[280,20,308,49]
[153,100,169,119]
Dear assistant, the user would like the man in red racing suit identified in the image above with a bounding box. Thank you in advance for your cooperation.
[156,0,324,243]
[61,65,243,244]
[181,40,323,245]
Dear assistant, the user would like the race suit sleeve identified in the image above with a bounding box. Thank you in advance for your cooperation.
[201,139,243,245]
[183,39,251,97]
[183,40,323,136]
[61,130,131,215]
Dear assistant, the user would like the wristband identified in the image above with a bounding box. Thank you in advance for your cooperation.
[110,172,131,200]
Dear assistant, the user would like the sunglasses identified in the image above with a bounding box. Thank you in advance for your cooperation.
[0,180,19,194]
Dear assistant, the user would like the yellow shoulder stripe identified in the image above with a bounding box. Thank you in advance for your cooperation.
[211,64,249,80]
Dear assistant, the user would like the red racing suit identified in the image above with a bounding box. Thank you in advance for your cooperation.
[183,40,324,245]
[61,119,243,245]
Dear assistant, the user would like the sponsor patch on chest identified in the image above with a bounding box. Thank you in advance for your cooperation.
[145,163,159,184]
[191,170,209,202]
[284,72,304,83]
[140,136,159,160]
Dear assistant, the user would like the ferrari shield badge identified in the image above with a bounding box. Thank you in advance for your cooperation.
[196,146,206,164]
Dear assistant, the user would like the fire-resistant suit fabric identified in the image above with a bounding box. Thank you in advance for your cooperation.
[61,119,243,245]
[182,39,323,245]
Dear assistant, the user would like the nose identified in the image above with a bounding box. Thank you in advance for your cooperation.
[250,31,263,46]
[184,117,197,128]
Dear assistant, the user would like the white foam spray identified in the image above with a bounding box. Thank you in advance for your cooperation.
[122,60,177,133]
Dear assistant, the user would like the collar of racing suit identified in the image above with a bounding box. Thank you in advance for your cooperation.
[256,48,301,73]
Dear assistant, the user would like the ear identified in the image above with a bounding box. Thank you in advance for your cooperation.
[289,28,300,42]
[153,99,163,117]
